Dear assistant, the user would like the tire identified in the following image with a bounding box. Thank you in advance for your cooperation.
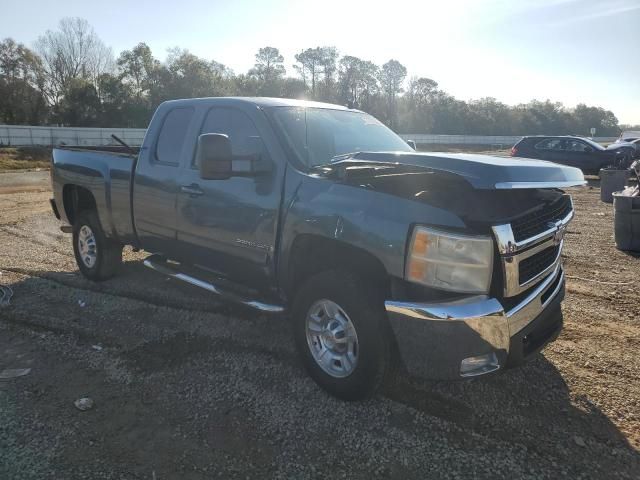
[72,210,122,281]
[292,270,391,400]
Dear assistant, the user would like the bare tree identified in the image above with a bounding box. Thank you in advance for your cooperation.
[34,17,113,106]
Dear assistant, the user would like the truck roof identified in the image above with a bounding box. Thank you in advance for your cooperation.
[159,96,353,111]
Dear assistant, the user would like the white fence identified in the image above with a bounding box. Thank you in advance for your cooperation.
[398,133,617,146]
[0,124,617,148]
[0,125,147,147]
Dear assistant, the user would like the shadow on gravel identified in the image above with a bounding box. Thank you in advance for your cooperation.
[384,355,640,470]
[3,264,640,477]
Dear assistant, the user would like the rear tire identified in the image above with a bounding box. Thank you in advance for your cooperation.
[292,270,391,400]
[72,210,122,281]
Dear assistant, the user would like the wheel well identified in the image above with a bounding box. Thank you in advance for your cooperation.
[62,185,97,225]
[286,235,390,299]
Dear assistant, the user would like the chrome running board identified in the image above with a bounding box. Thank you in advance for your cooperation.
[143,254,285,313]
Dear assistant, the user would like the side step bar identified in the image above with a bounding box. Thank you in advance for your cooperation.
[143,254,285,313]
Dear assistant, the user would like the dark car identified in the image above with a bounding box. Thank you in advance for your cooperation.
[511,136,635,174]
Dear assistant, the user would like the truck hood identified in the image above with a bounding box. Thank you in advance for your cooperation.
[323,151,585,190]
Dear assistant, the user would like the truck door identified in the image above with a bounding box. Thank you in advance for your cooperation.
[132,106,195,257]
[175,106,282,291]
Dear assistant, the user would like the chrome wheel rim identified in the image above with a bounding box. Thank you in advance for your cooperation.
[77,225,97,268]
[305,299,359,378]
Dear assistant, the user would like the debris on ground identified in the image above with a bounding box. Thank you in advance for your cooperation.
[74,397,94,411]
[0,368,31,379]
[91,345,103,351]
[574,436,586,448]
[78,300,87,307]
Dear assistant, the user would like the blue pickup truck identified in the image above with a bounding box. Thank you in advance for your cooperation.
[50,97,585,399]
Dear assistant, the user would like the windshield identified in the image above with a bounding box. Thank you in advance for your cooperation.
[270,107,413,167]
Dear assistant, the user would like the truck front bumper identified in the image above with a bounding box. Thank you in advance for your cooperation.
[385,265,565,380]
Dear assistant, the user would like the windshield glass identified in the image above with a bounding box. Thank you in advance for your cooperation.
[270,107,413,167]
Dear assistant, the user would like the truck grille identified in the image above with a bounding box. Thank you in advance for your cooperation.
[511,195,572,242]
[492,194,574,297]
[519,244,561,284]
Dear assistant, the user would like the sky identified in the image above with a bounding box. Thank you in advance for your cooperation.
[3,0,639,124]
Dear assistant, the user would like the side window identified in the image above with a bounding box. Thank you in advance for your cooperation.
[566,140,589,152]
[195,107,266,166]
[535,138,562,151]
[155,107,194,165]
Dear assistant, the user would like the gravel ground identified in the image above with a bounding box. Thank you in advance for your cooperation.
[0,179,638,479]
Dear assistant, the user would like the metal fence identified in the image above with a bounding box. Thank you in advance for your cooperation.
[0,124,618,148]
[398,133,617,147]
[0,125,147,147]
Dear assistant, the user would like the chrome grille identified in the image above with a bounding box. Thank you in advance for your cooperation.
[511,196,573,242]
[519,244,561,284]
[493,195,573,297]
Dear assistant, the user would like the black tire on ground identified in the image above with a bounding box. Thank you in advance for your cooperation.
[72,210,122,281]
[292,269,391,400]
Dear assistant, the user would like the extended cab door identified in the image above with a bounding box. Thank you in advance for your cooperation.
[132,106,196,257]
[175,106,283,291]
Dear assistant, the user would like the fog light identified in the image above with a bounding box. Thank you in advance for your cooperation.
[460,352,500,377]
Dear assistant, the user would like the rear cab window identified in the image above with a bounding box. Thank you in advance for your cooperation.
[155,107,195,165]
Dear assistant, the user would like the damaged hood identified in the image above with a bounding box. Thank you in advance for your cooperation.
[324,151,586,190]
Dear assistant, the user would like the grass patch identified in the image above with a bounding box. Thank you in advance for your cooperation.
[0,147,51,171]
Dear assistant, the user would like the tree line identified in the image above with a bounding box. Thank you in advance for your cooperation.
[0,17,634,136]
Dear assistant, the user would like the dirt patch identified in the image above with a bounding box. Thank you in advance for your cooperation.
[0,147,51,172]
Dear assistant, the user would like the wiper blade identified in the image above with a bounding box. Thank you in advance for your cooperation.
[310,152,362,169]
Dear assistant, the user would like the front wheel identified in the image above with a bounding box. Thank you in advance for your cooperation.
[72,210,122,281]
[292,270,391,400]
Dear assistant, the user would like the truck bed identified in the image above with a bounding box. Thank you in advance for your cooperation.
[51,147,138,244]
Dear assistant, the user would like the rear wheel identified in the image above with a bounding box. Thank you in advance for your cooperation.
[73,211,122,281]
[292,270,391,400]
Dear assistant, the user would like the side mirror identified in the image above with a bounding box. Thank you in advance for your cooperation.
[585,146,594,153]
[197,133,232,180]
[406,139,417,150]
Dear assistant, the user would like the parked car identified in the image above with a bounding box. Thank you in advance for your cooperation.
[614,130,640,144]
[511,135,635,174]
[50,97,585,400]
[625,138,640,158]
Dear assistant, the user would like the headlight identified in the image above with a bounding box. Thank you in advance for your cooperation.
[406,226,493,294]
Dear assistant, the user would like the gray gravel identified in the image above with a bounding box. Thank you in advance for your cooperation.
[0,186,638,479]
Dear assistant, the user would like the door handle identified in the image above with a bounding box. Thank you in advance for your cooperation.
[180,184,204,197]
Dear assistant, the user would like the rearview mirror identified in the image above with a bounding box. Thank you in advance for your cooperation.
[197,133,232,180]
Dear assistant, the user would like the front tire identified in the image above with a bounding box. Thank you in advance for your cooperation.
[292,270,391,400]
[72,210,122,281]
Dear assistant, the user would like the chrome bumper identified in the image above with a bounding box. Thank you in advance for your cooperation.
[385,265,565,379]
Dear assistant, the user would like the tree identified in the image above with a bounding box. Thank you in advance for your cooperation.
[34,17,114,108]
[158,48,231,101]
[338,56,379,107]
[250,47,285,83]
[378,59,407,127]
[572,104,619,137]
[58,78,101,126]
[294,47,323,96]
[117,42,159,99]
[0,38,48,124]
